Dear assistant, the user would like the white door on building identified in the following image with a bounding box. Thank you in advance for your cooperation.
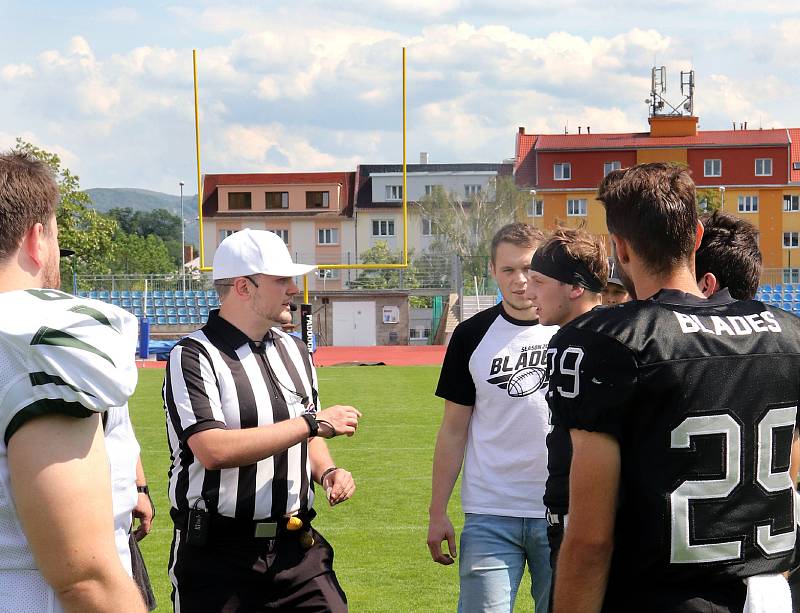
[332,301,376,346]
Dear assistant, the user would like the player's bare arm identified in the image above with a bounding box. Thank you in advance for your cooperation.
[188,405,361,470]
[553,429,620,613]
[427,400,473,565]
[8,413,146,613]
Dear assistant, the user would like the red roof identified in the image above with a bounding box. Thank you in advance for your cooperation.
[790,128,800,183]
[514,133,538,187]
[202,171,356,217]
[535,129,790,151]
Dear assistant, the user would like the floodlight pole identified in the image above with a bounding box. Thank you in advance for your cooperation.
[180,180,186,292]
[719,185,725,212]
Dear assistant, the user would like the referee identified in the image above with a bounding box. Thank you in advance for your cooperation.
[164,229,361,612]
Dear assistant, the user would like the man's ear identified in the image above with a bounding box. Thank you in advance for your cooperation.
[698,272,718,297]
[22,223,47,267]
[694,221,704,253]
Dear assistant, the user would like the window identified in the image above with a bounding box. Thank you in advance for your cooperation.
[784,269,800,284]
[422,217,438,236]
[265,191,288,209]
[424,184,442,197]
[410,327,431,340]
[219,229,237,243]
[385,185,403,201]
[603,161,621,176]
[554,163,572,181]
[526,199,544,217]
[372,220,395,237]
[268,229,289,244]
[704,159,722,177]
[783,232,799,248]
[465,184,482,197]
[567,198,587,216]
[738,195,759,213]
[317,228,339,245]
[306,191,330,209]
[228,192,252,210]
[316,268,340,280]
[755,158,773,176]
[784,195,800,212]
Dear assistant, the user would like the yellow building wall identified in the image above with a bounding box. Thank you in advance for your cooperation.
[636,148,688,165]
[759,189,783,269]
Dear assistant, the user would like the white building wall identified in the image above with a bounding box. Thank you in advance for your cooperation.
[370,171,498,203]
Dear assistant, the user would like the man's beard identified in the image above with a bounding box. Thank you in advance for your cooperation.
[615,258,636,300]
[42,256,61,290]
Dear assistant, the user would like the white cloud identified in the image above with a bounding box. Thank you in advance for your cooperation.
[0,63,34,81]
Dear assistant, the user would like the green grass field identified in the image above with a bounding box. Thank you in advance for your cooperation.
[132,365,506,612]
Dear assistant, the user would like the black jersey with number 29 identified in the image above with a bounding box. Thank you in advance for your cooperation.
[547,289,800,590]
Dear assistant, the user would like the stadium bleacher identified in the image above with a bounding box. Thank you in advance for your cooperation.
[76,289,219,325]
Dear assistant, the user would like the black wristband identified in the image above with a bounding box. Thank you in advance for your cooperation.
[320,466,338,484]
[137,485,149,494]
[302,413,319,437]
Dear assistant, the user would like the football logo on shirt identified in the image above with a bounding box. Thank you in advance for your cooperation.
[486,346,549,397]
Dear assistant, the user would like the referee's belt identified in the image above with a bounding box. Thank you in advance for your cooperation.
[171,507,316,539]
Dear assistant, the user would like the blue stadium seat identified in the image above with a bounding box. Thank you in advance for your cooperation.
[98,290,110,300]
[185,298,196,307]
[761,284,772,293]
[166,307,177,316]
[783,292,793,301]
[151,290,162,298]
[783,302,793,311]
[178,316,189,325]
[772,292,782,301]
[167,316,178,325]
[120,291,131,299]
[110,290,120,299]
[87,290,98,299]
[196,295,207,306]
[206,290,216,298]
[155,307,166,316]
[164,298,175,307]
[153,297,164,307]
[177,307,188,316]
[785,284,795,293]
[175,298,186,307]
[156,316,167,325]
[133,306,143,316]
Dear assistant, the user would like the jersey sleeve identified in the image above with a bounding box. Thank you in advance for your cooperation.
[547,326,638,439]
[164,339,226,443]
[1,295,139,444]
[435,323,477,406]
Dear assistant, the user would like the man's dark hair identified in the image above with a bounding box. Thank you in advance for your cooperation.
[696,210,761,299]
[597,162,697,275]
[536,227,609,289]
[490,223,545,263]
[0,152,59,262]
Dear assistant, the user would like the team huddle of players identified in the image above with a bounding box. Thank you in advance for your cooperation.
[430,162,800,613]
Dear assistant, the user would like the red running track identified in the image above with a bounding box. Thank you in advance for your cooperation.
[137,345,446,369]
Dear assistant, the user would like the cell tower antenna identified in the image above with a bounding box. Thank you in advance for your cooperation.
[646,66,695,118]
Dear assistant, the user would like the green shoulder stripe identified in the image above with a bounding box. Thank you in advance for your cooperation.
[30,326,115,366]
[29,371,97,398]
[5,398,96,445]
[69,304,115,330]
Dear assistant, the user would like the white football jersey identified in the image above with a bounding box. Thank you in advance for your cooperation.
[0,288,138,612]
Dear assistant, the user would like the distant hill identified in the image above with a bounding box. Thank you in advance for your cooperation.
[85,188,200,246]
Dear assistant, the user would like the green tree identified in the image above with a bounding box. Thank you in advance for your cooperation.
[110,232,175,275]
[696,188,722,214]
[12,139,119,283]
[107,207,183,265]
[416,175,526,281]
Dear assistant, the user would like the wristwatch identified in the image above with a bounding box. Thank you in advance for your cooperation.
[301,413,319,437]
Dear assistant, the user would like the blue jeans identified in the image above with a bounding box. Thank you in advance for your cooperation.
[458,514,551,613]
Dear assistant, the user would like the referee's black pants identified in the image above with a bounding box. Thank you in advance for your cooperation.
[168,520,347,612]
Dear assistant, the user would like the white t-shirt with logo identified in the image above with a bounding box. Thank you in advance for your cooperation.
[436,303,557,517]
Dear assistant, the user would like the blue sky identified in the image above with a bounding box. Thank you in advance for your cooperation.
[1,1,798,192]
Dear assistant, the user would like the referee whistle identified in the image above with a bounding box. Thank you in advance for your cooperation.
[286,516,303,531]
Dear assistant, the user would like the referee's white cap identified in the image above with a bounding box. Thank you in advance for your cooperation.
[212,228,316,280]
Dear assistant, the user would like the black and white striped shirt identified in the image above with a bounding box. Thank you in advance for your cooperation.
[163,310,319,520]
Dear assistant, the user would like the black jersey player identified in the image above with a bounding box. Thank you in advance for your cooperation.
[548,163,799,613]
